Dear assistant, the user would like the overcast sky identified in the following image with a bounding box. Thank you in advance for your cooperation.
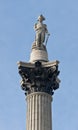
[0,0,78,130]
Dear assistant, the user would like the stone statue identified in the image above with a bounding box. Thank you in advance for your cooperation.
[34,15,50,47]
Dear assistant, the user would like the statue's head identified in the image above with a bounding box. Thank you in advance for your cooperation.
[38,15,45,22]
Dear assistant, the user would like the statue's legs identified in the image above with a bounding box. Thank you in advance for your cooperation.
[36,32,45,47]
[41,32,45,44]
[36,33,41,47]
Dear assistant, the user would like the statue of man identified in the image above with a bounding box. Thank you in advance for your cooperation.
[34,15,50,47]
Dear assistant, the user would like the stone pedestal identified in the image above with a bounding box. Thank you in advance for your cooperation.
[30,48,48,62]
[26,92,52,130]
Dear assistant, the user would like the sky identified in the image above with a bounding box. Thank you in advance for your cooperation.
[0,0,78,130]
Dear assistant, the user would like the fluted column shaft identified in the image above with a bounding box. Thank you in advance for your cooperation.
[26,92,52,130]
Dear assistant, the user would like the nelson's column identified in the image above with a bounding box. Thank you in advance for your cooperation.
[17,15,60,130]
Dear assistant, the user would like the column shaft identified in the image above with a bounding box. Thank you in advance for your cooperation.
[26,92,52,130]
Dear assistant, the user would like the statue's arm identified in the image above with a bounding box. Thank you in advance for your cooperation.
[34,23,37,30]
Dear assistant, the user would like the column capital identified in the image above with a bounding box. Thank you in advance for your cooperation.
[18,60,60,96]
